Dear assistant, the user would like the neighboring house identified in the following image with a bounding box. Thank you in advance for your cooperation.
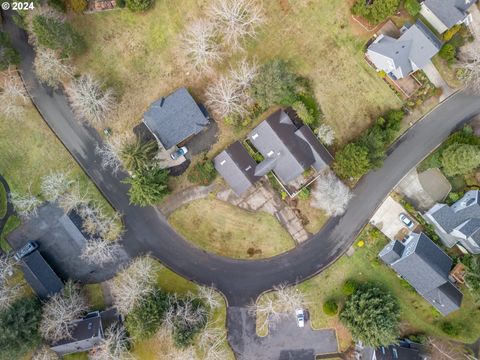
[20,250,63,300]
[361,339,427,360]
[50,308,121,356]
[366,20,442,79]
[214,109,333,196]
[379,232,463,316]
[143,87,209,151]
[424,190,480,254]
[420,0,478,34]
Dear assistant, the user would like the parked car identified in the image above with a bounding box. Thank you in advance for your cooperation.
[295,309,305,328]
[170,146,188,160]
[14,241,39,261]
[399,213,414,229]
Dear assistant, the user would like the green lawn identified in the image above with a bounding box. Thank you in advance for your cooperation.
[84,283,106,311]
[168,198,295,259]
[70,0,401,147]
[256,226,480,350]
[0,182,6,219]
[0,215,20,252]
[63,352,89,360]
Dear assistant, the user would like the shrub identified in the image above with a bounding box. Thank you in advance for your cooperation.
[48,0,67,11]
[297,187,310,200]
[441,143,480,176]
[250,58,298,109]
[125,166,170,206]
[334,143,371,180]
[404,0,420,16]
[439,44,456,64]
[116,0,125,7]
[342,279,358,296]
[292,101,317,127]
[31,15,85,57]
[443,25,461,42]
[188,157,217,185]
[126,0,154,11]
[0,32,20,71]
[440,321,462,336]
[171,298,208,347]
[121,140,158,173]
[323,299,338,316]
[351,0,401,24]
[69,0,87,12]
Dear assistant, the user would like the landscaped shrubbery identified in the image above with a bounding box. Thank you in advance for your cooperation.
[120,140,158,173]
[125,166,170,206]
[351,0,400,24]
[188,157,217,185]
[322,299,338,316]
[0,32,20,71]
[125,0,154,12]
[342,279,358,296]
[440,321,462,337]
[403,0,420,16]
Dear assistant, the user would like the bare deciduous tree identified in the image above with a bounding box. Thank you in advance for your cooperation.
[10,190,42,218]
[0,256,22,310]
[428,337,476,360]
[57,182,88,213]
[95,133,133,174]
[248,283,306,333]
[153,326,198,360]
[208,0,264,50]
[197,285,222,310]
[41,172,73,202]
[34,47,74,88]
[205,59,257,118]
[458,49,480,95]
[32,346,59,360]
[66,74,115,127]
[317,124,335,146]
[39,281,88,342]
[0,70,29,120]
[109,256,157,315]
[77,203,123,242]
[180,20,222,72]
[198,321,228,360]
[311,168,353,216]
[80,238,122,267]
[164,293,207,334]
[89,324,132,360]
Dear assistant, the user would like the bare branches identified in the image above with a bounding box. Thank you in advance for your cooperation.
[39,281,88,342]
[197,286,222,310]
[0,256,22,310]
[208,0,264,50]
[80,238,122,267]
[66,74,115,127]
[95,133,133,174]
[180,20,222,73]
[198,321,228,360]
[41,171,73,202]
[57,182,88,213]
[32,346,59,360]
[10,190,42,219]
[0,70,29,121]
[317,124,335,146]
[311,168,353,216]
[153,326,198,360]
[109,256,157,315]
[205,59,257,118]
[34,47,74,89]
[458,49,480,95]
[89,324,133,360]
[77,203,123,242]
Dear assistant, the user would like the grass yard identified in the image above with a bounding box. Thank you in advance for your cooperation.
[168,198,295,259]
[256,226,480,350]
[294,197,329,234]
[0,182,6,219]
[70,0,401,148]
[84,283,106,311]
[0,215,20,252]
[63,353,89,360]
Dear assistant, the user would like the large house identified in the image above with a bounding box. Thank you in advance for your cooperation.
[420,0,478,34]
[366,20,442,79]
[214,109,333,196]
[424,190,480,254]
[379,232,463,316]
[360,340,426,360]
[143,87,209,151]
[50,309,121,356]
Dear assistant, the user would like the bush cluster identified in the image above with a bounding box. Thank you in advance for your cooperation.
[125,166,170,206]
[0,32,20,71]
[351,0,400,24]
[188,157,217,185]
[322,299,338,316]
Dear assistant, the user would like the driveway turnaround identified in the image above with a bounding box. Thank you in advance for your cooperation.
[4,9,480,358]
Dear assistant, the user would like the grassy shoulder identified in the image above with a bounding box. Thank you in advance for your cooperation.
[168,198,295,259]
[256,226,480,349]
[0,182,6,219]
[0,215,20,252]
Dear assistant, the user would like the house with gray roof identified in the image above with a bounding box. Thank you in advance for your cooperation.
[424,190,480,254]
[420,0,478,34]
[214,109,333,196]
[50,308,121,356]
[366,20,442,79]
[379,232,463,316]
[361,339,427,360]
[143,87,209,150]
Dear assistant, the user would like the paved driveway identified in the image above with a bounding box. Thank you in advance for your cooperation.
[423,61,454,101]
[370,196,416,240]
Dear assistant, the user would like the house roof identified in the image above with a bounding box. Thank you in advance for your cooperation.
[367,20,441,78]
[379,233,462,315]
[375,344,422,360]
[21,250,64,300]
[247,109,332,184]
[214,141,260,196]
[423,0,476,29]
[143,88,209,149]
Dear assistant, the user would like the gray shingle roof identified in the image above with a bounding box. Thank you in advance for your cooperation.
[423,0,476,29]
[143,88,209,149]
[367,20,441,78]
[379,233,462,316]
[214,141,260,196]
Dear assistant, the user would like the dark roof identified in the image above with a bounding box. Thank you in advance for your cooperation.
[143,88,209,149]
[423,0,475,29]
[375,342,422,360]
[248,109,331,184]
[21,250,64,300]
[423,281,464,316]
[379,239,405,264]
[214,141,260,196]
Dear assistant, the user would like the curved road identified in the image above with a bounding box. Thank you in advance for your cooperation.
[4,11,480,309]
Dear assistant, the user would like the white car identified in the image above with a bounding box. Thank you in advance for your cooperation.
[295,309,305,328]
[170,146,188,160]
[399,213,414,229]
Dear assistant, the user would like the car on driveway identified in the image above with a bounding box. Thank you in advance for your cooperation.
[399,213,414,229]
[170,146,188,160]
[295,309,305,328]
[14,241,39,261]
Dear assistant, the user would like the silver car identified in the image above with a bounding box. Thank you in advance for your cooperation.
[399,213,414,229]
